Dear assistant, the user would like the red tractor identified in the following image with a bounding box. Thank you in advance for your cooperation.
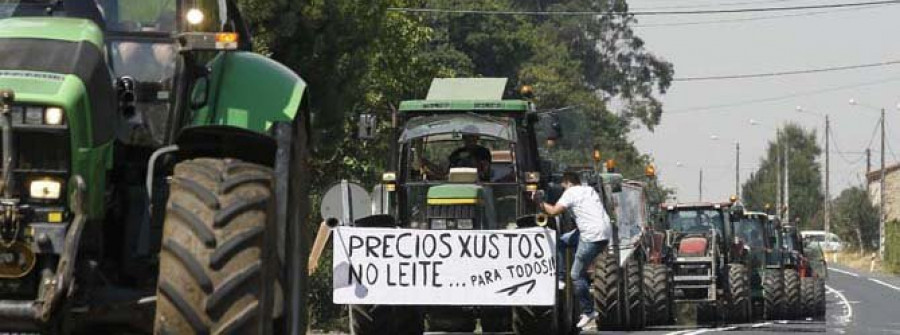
[662,201,752,325]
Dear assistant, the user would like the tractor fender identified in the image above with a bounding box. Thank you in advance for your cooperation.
[175,125,277,167]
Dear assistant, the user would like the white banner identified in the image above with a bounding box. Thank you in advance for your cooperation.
[332,226,557,306]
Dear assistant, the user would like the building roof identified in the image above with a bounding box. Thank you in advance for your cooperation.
[866,162,900,183]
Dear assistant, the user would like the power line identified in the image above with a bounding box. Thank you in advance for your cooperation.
[387,0,900,16]
[666,75,900,114]
[632,0,799,11]
[634,4,893,27]
[673,59,900,81]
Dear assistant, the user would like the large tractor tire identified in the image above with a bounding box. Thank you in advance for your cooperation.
[783,269,801,320]
[591,253,622,329]
[726,264,751,324]
[154,158,276,335]
[762,270,785,320]
[350,305,393,335]
[511,306,554,335]
[624,257,645,330]
[800,277,815,318]
[642,263,672,326]
[814,278,826,319]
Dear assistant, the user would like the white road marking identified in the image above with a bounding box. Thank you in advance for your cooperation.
[751,322,773,328]
[664,330,697,335]
[680,326,739,335]
[868,278,900,292]
[827,285,854,325]
[829,268,860,277]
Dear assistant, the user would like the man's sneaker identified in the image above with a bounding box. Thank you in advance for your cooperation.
[557,280,566,290]
[576,311,598,328]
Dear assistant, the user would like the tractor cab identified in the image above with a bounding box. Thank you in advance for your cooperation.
[392,78,542,230]
[664,202,734,251]
[733,211,783,270]
[97,0,254,147]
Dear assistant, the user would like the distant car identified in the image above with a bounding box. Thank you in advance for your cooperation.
[801,230,844,252]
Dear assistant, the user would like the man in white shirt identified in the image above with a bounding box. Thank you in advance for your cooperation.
[538,172,612,328]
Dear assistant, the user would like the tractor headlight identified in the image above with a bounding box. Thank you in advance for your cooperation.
[30,179,62,200]
[44,107,64,125]
[186,8,205,25]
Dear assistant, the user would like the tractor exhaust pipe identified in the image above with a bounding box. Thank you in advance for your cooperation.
[0,90,14,199]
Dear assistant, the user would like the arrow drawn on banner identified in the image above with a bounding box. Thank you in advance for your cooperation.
[496,279,537,296]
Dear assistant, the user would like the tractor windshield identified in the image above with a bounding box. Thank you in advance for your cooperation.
[735,217,766,249]
[783,230,801,252]
[0,0,55,18]
[614,183,646,243]
[99,0,177,32]
[99,0,178,146]
[400,114,522,228]
[667,209,724,235]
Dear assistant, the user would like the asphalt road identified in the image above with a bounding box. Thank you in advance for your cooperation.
[317,265,897,334]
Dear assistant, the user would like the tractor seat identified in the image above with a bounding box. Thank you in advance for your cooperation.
[448,167,479,183]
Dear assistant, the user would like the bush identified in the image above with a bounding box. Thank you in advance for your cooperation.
[885,220,900,274]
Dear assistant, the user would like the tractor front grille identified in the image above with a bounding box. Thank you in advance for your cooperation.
[426,204,480,230]
[427,204,477,219]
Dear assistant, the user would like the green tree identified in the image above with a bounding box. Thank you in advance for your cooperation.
[741,124,823,228]
[829,187,879,251]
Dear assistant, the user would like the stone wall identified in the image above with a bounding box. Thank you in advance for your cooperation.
[868,168,900,222]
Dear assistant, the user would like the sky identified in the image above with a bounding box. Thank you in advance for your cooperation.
[624,0,900,203]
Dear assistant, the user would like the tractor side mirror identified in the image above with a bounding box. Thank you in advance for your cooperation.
[115,77,136,117]
[358,113,377,140]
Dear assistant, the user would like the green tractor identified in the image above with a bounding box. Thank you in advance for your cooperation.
[348,78,578,334]
[0,1,310,333]
[732,210,788,321]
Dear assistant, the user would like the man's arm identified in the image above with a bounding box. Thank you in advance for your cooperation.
[540,202,567,216]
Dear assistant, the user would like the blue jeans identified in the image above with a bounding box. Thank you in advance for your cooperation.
[557,229,608,315]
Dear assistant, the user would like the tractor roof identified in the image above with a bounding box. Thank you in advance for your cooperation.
[400,78,529,114]
[663,202,733,210]
[0,17,104,49]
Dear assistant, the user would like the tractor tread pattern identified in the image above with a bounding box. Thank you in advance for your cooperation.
[800,276,815,318]
[763,270,785,320]
[592,252,621,329]
[784,269,801,320]
[214,301,258,335]
[815,278,826,318]
[624,257,645,330]
[643,263,671,326]
[173,176,220,209]
[727,264,751,323]
[154,158,274,335]
[162,239,214,293]
[210,226,265,270]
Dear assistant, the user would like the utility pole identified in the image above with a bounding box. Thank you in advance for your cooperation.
[825,114,830,234]
[736,142,741,197]
[699,169,703,202]
[866,148,872,190]
[880,108,886,260]
[776,131,782,221]
[785,142,791,224]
